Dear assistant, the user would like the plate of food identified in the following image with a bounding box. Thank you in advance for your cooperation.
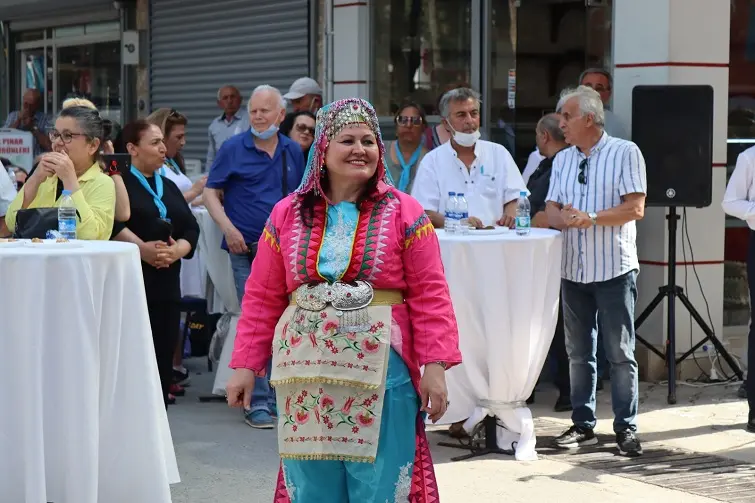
[468,225,510,235]
[0,238,24,248]
[24,238,83,249]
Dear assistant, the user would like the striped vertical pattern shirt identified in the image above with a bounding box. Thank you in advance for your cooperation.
[545,132,647,284]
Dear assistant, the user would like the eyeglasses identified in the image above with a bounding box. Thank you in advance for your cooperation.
[49,130,86,144]
[295,123,315,136]
[578,158,588,185]
[396,116,423,127]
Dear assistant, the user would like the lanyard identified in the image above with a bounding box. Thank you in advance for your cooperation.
[394,142,423,192]
[130,165,169,221]
[162,158,180,175]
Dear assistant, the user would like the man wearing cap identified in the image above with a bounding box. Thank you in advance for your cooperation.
[283,77,323,113]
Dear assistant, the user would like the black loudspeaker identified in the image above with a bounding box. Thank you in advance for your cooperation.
[631,85,713,208]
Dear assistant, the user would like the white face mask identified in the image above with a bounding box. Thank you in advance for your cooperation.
[448,123,480,147]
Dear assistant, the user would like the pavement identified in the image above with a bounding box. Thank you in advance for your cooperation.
[168,359,755,503]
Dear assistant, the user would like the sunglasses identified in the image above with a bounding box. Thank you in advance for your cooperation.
[295,123,315,136]
[396,116,423,126]
[578,158,588,185]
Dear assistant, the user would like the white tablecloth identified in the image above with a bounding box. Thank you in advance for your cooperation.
[437,228,562,461]
[0,241,179,503]
[193,208,239,314]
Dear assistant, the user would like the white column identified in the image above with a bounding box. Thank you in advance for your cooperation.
[332,0,370,101]
[611,0,730,360]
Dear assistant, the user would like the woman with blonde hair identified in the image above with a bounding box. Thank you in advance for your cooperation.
[61,97,129,222]
[146,108,206,206]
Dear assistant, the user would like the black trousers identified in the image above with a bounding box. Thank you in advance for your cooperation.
[747,231,755,415]
[147,300,181,408]
[549,300,570,397]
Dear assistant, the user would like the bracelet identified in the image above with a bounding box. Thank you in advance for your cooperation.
[428,361,448,370]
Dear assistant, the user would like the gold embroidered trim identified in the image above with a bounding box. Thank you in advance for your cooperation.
[270,376,380,390]
[279,453,376,463]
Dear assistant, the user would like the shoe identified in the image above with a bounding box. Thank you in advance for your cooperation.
[738,381,747,399]
[616,429,643,457]
[747,419,755,433]
[170,383,185,396]
[553,425,598,449]
[167,394,176,405]
[172,367,190,386]
[553,395,573,413]
[245,409,275,429]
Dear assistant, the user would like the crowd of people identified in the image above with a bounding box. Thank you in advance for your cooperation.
[4,64,755,500]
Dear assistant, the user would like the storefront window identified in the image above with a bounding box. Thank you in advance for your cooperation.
[57,42,122,123]
[371,0,472,119]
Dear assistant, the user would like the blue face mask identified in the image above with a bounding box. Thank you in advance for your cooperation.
[250,124,279,140]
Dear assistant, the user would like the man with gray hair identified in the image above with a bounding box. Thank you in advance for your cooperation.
[206,85,248,169]
[545,85,646,457]
[412,87,527,229]
[579,68,628,139]
[204,84,305,429]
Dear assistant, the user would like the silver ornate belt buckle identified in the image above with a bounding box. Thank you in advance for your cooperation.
[294,281,374,311]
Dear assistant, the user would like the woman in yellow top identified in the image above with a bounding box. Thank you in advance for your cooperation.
[5,106,116,240]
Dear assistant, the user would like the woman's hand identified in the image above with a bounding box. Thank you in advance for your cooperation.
[155,237,188,268]
[185,176,208,203]
[420,363,449,423]
[46,152,79,192]
[31,155,57,184]
[139,240,167,267]
[226,368,259,409]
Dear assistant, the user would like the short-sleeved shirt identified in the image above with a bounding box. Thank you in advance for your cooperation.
[411,139,528,226]
[545,132,647,284]
[206,131,305,249]
[206,111,249,169]
[3,110,51,159]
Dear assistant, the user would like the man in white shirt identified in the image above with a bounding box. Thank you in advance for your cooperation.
[545,85,646,457]
[411,87,527,228]
[722,144,755,433]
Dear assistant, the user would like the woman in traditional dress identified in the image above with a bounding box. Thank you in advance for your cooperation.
[226,97,462,502]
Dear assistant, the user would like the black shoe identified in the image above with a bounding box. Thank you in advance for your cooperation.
[553,395,573,413]
[738,381,747,399]
[747,420,755,433]
[553,425,598,449]
[172,367,190,386]
[616,429,643,457]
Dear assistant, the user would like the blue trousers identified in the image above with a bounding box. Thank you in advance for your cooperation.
[281,352,418,502]
[229,252,275,413]
[562,270,639,433]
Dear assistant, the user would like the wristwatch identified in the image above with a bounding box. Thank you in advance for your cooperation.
[588,212,598,225]
[429,361,448,370]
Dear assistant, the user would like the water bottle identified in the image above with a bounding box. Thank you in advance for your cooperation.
[6,168,16,189]
[444,192,458,234]
[515,190,531,236]
[58,190,77,240]
[457,193,470,235]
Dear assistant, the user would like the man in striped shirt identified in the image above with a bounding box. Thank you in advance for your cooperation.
[545,86,647,457]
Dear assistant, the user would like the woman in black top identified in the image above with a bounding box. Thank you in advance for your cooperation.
[113,120,199,407]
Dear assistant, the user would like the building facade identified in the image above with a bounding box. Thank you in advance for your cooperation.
[1,0,751,366]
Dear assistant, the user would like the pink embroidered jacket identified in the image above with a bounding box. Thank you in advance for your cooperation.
[230,184,461,390]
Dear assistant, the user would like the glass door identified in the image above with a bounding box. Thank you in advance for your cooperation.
[487,0,612,167]
[19,47,53,115]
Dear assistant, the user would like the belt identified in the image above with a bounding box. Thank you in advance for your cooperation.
[289,287,404,307]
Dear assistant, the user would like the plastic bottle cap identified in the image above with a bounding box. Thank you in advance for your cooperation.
[458,193,464,196]
[448,192,456,196]
[62,189,73,196]
[520,191,527,196]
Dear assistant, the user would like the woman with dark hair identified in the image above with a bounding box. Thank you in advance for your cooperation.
[280,111,316,155]
[147,108,207,205]
[5,106,116,240]
[385,100,428,193]
[112,120,199,407]
[225,98,461,501]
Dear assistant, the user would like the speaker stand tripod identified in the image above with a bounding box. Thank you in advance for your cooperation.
[634,207,743,404]
[437,415,515,461]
